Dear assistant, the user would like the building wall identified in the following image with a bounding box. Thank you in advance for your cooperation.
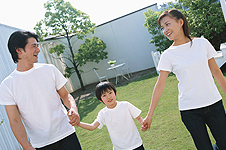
[40,4,158,92]
[0,23,46,149]
[0,23,22,150]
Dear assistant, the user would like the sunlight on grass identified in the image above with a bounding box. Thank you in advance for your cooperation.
[76,72,226,150]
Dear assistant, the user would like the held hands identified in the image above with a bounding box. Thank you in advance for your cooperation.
[67,109,80,127]
[141,116,152,131]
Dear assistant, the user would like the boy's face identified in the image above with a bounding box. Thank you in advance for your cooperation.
[100,88,117,109]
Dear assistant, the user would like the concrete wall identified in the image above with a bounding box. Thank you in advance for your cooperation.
[40,4,158,92]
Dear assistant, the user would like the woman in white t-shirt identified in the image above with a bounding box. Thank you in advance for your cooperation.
[142,9,226,149]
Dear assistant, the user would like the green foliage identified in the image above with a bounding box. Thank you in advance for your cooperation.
[0,119,3,125]
[107,60,116,65]
[75,36,108,66]
[144,0,226,52]
[49,44,65,56]
[144,8,173,52]
[35,0,95,40]
[34,0,108,90]
[64,67,75,78]
[177,0,226,50]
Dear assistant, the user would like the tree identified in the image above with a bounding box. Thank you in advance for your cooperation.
[177,0,226,50]
[144,8,173,53]
[144,0,226,52]
[34,0,108,90]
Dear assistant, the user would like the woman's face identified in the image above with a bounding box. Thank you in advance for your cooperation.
[160,15,184,41]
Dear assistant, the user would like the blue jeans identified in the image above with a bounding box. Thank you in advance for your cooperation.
[36,132,82,150]
[180,100,226,150]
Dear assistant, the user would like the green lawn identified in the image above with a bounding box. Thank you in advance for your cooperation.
[75,72,226,150]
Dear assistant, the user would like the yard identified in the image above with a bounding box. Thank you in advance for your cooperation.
[75,70,226,150]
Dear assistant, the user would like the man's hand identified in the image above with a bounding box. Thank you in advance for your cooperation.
[67,109,80,127]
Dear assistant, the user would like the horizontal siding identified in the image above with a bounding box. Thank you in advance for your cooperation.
[0,23,22,150]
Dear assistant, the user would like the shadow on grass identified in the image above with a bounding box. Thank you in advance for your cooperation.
[78,96,101,120]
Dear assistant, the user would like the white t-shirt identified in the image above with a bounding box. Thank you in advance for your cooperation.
[0,63,75,148]
[157,38,222,110]
[96,101,142,150]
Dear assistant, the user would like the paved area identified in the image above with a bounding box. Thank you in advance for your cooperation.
[71,67,156,102]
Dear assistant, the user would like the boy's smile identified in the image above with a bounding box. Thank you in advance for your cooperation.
[100,89,117,109]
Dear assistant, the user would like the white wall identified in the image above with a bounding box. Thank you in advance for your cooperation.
[40,4,158,92]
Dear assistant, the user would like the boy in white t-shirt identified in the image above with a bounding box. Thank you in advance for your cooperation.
[79,81,146,150]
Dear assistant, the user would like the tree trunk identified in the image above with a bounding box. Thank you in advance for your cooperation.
[74,63,85,90]
[66,33,85,90]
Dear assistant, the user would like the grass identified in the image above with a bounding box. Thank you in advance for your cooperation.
[75,72,226,150]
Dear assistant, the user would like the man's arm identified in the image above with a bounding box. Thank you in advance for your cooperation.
[79,120,100,131]
[57,86,80,127]
[5,105,35,150]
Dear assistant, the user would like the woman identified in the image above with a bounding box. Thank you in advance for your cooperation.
[142,9,226,149]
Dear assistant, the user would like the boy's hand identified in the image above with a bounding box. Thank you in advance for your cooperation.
[67,109,80,127]
[141,125,148,132]
[142,116,152,131]
[140,117,148,132]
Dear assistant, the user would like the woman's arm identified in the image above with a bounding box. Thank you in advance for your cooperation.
[142,70,170,130]
[208,58,226,94]
[79,120,100,131]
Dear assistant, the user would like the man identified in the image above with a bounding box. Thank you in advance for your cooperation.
[0,31,82,150]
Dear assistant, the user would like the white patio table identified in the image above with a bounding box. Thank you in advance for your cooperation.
[107,63,129,84]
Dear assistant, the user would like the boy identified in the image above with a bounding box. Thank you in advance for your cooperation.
[79,81,146,150]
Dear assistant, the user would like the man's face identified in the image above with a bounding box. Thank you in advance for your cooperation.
[20,37,40,64]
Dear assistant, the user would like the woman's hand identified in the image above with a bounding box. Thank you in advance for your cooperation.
[142,116,152,131]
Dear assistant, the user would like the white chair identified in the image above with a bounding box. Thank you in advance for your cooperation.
[151,51,161,74]
[119,58,132,78]
[93,69,108,83]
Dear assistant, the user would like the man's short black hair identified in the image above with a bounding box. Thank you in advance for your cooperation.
[8,31,39,63]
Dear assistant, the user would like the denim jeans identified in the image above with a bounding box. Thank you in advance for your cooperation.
[36,132,82,150]
[180,100,226,150]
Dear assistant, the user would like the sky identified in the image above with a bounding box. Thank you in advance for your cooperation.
[0,0,172,32]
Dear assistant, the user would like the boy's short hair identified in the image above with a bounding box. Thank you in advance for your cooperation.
[95,81,116,101]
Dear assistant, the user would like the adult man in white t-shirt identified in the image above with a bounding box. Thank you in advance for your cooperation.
[0,31,82,150]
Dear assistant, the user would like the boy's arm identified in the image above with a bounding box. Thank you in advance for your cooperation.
[135,115,147,132]
[79,120,100,131]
